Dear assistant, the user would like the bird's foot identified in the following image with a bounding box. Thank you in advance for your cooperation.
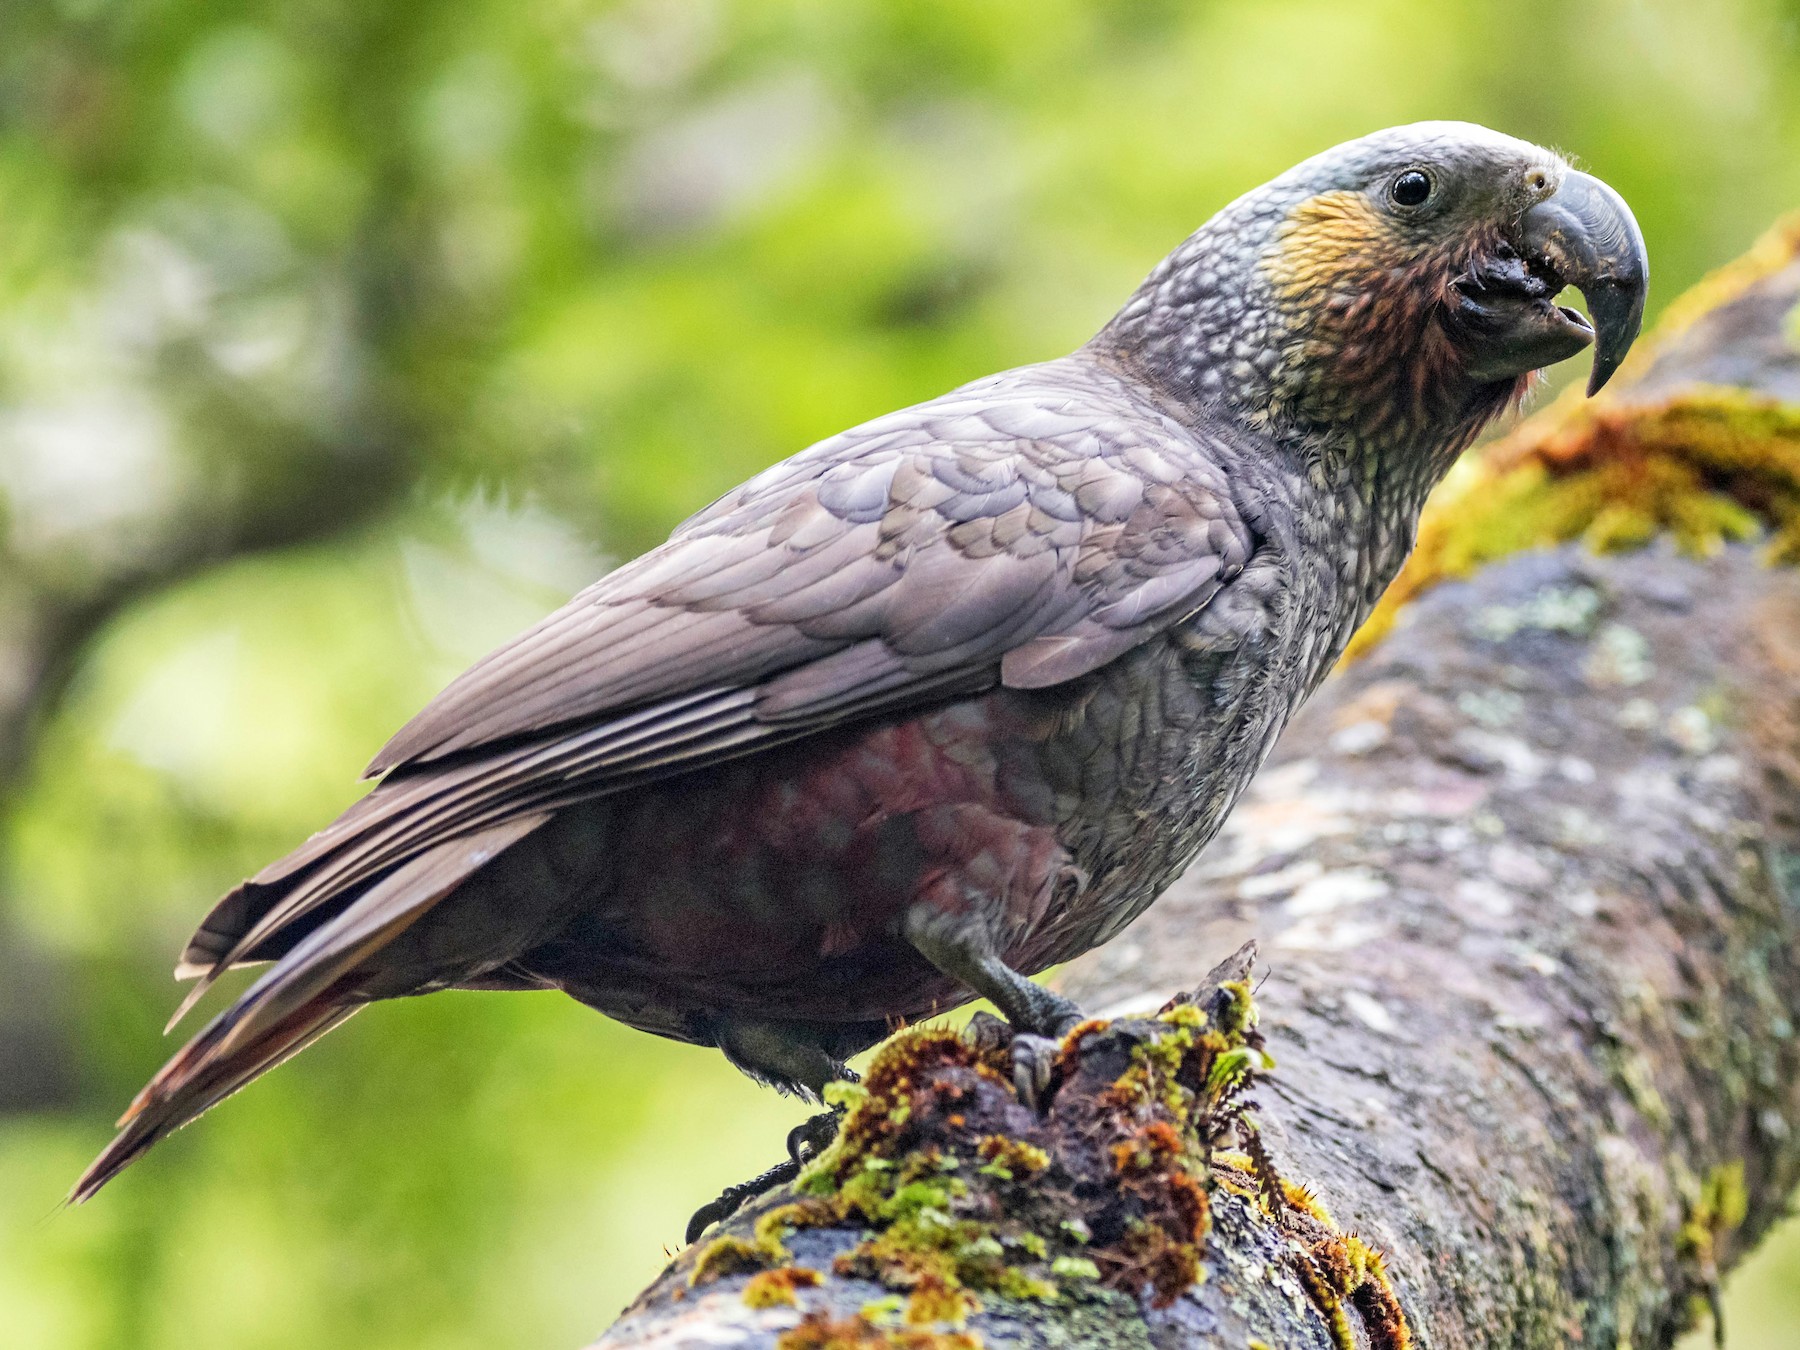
[964,1009,1013,1054]
[685,1156,801,1245]
[786,1105,844,1166]
[967,1007,1084,1111]
[684,1106,844,1246]
[1010,1032,1062,1109]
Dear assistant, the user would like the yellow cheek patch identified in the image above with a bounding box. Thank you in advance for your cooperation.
[1263,190,1411,299]
[1258,190,1503,442]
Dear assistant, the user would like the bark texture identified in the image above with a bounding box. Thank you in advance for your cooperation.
[591,219,1800,1348]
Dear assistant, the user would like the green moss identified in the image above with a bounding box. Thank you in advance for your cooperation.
[1343,1237,1411,1350]
[1654,214,1800,343]
[975,1134,1050,1181]
[799,1026,991,1198]
[1198,980,1258,1040]
[1223,1143,1410,1350]
[691,1234,777,1286]
[1289,1230,1411,1350]
[693,1199,821,1286]
[760,1199,840,1247]
[860,1295,907,1325]
[743,1266,823,1309]
[1344,231,1800,663]
[771,977,1275,1318]
[1680,1160,1749,1274]
[1051,1256,1101,1281]
[1296,1254,1358,1350]
[1279,1179,1335,1228]
[774,1309,984,1349]
[689,971,1419,1350]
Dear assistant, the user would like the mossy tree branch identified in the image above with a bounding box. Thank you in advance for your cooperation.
[592,221,1800,1349]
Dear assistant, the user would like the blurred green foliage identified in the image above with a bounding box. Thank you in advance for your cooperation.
[1,0,1798,1345]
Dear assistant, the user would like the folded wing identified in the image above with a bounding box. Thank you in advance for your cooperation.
[176,369,1257,1013]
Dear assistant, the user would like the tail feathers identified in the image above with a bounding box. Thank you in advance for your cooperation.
[168,783,551,1031]
[74,814,547,1203]
[71,992,360,1204]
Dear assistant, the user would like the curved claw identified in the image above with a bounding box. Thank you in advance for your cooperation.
[1011,1032,1062,1111]
[685,1157,801,1245]
[786,1106,844,1165]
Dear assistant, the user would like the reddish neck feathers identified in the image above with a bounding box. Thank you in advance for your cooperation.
[1264,194,1527,477]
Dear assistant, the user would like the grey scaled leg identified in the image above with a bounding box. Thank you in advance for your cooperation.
[903,908,1085,1108]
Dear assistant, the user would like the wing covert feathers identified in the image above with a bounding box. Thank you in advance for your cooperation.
[364,370,1252,779]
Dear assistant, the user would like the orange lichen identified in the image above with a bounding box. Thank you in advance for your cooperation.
[691,960,1277,1330]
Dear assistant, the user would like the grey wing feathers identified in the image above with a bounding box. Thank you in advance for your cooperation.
[370,374,1251,775]
[179,362,1255,994]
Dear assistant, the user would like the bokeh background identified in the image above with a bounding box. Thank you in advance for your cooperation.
[2,0,1798,1345]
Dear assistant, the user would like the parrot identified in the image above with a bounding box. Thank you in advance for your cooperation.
[73,122,1646,1232]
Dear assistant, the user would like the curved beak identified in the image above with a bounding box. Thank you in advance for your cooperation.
[1520,170,1649,395]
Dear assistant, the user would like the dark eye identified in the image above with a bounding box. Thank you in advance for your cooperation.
[1390,170,1432,208]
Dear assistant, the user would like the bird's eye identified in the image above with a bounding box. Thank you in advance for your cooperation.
[1390,170,1433,208]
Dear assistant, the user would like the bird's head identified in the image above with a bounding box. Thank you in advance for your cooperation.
[1103,122,1648,469]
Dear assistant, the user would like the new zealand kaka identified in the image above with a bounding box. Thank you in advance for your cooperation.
[74,123,1647,1218]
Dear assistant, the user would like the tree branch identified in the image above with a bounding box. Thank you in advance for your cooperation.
[590,219,1800,1348]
